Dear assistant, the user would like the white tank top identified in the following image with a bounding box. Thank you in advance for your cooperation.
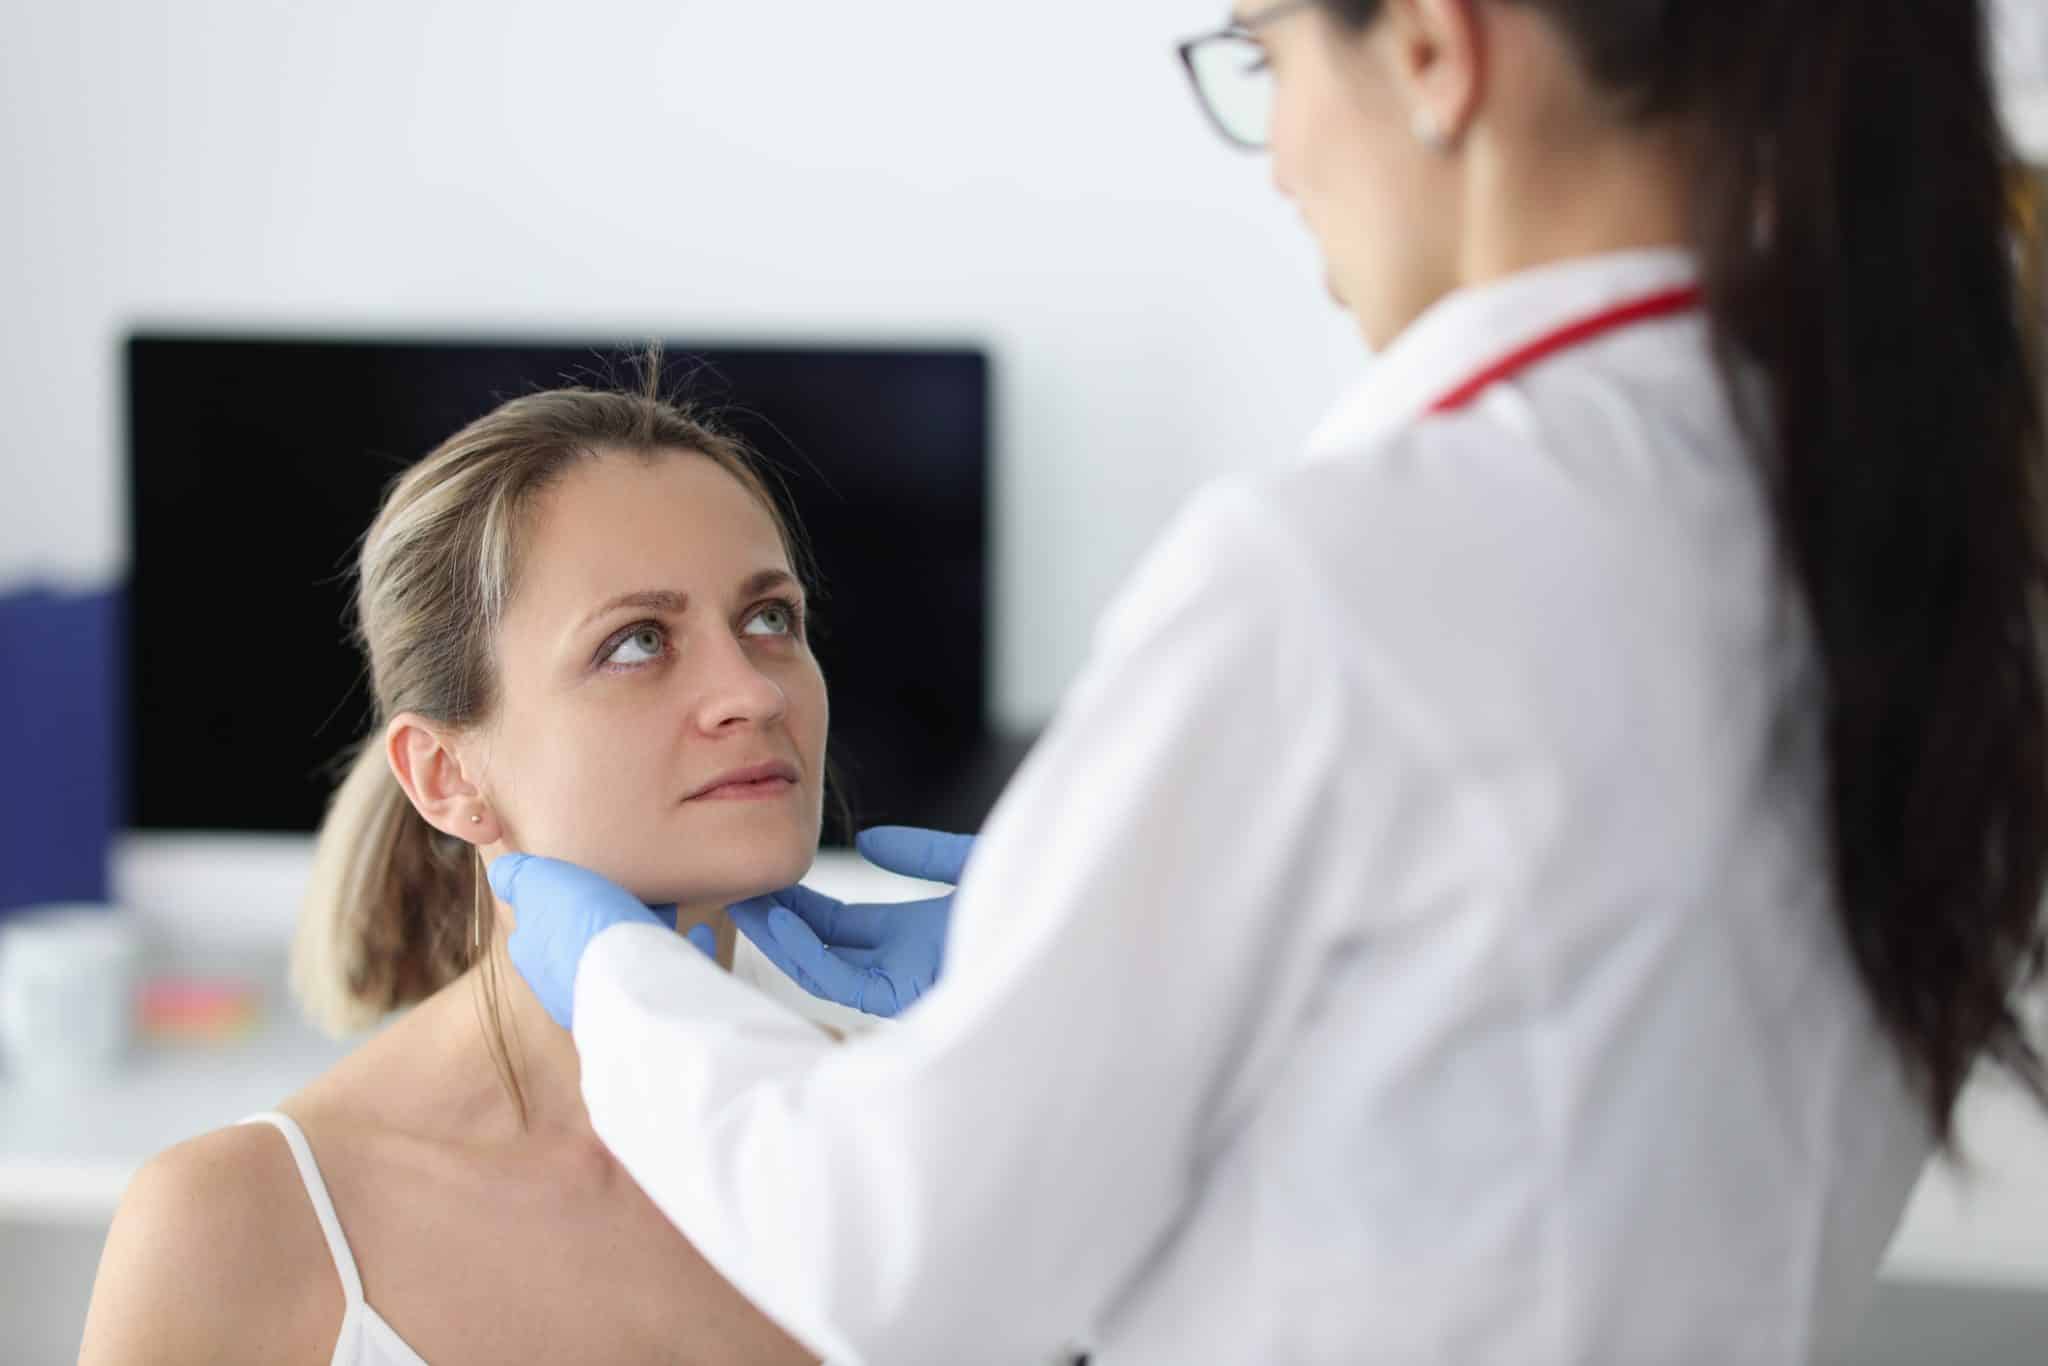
[238,1112,431,1366]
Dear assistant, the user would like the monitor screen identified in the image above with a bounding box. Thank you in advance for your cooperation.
[125,335,991,841]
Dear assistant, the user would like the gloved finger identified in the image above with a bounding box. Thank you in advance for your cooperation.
[859,969,905,1016]
[488,852,648,919]
[765,905,890,1010]
[733,904,833,998]
[731,896,829,985]
[685,924,717,958]
[856,826,976,886]
[763,881,873,947]
[784,893,946,954]
[748,881,904,952]
[767,909,910,1016]
[780,955,832,1001]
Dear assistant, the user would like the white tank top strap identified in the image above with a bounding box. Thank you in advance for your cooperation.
[238,1110,366,1306]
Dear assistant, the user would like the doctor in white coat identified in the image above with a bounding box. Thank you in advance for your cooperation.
[488,1,2048,1361]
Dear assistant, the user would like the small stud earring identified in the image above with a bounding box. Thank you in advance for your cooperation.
[470,812,482,825]
[1411,109,1451,152]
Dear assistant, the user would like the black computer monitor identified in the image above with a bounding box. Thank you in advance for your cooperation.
[125,334,993,841]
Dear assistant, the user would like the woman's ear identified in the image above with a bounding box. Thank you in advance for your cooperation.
[384,713,503,846]
[1377,0,1484,149]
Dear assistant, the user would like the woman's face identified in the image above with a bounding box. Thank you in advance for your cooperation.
[1259,3,1462,347]
[475,449,827,909]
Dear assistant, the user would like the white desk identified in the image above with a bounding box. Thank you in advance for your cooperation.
[0,945,352,1221]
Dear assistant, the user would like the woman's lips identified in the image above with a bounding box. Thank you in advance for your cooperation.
[691,775,796,802]
[684,760,801,802]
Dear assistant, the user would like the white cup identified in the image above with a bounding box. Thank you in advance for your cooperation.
[0,904,142,1085]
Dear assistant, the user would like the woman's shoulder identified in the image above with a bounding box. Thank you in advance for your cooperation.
[77,1115,344,1365]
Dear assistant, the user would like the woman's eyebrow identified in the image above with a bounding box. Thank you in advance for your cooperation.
[737,568,801,600]
[576,571,799,632]
[578,588,689,632]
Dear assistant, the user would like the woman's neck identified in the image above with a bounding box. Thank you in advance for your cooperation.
[1459,118,1695,287]
[396,898,738,1144]
[673,900,739,957]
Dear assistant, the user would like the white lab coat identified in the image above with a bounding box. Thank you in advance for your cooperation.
[573,248,1931,1364]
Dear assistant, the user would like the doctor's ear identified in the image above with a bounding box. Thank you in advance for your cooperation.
[384,712,501,845]
[1374,0,1484,151]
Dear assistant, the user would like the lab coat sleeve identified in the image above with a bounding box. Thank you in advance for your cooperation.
[573,480,1418,1362]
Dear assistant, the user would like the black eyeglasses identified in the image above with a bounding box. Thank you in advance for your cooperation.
[1176,0,1319,151]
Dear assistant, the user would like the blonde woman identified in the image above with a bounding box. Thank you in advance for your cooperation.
[79,382,827,1365]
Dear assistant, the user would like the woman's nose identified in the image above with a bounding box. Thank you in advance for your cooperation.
[690,633,789,734]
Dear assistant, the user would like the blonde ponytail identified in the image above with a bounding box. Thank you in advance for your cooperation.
[293,737,474,1035]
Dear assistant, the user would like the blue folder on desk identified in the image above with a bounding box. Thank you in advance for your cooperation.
[0,584,121,915]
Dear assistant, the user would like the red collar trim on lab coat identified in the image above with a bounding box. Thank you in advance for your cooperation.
[1428,285,1706,415]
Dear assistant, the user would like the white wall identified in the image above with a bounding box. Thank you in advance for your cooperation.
[0,0,1364,727]
[7,1,2047,719]
[1997,0,2048,159]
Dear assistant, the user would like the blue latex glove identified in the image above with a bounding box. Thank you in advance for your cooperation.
[729,826,972,1017]
[489,853,715,1030]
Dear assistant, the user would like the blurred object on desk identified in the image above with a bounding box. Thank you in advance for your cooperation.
[0,905,139,1086]
[137,975,263,1042]
[1998,0,2048,164]
[0,942,357,1224]
[1996,0,2048,97]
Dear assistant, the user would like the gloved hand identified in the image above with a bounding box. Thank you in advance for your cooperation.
[729,826,973,1017]
[489,853,715,1030]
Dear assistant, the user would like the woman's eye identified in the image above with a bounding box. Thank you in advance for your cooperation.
[605,624,667,666]
[743,601,800,638]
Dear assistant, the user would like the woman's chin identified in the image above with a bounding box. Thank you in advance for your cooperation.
[626,839,817,911]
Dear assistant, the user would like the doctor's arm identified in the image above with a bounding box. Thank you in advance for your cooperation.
[558,489,1405,1361]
